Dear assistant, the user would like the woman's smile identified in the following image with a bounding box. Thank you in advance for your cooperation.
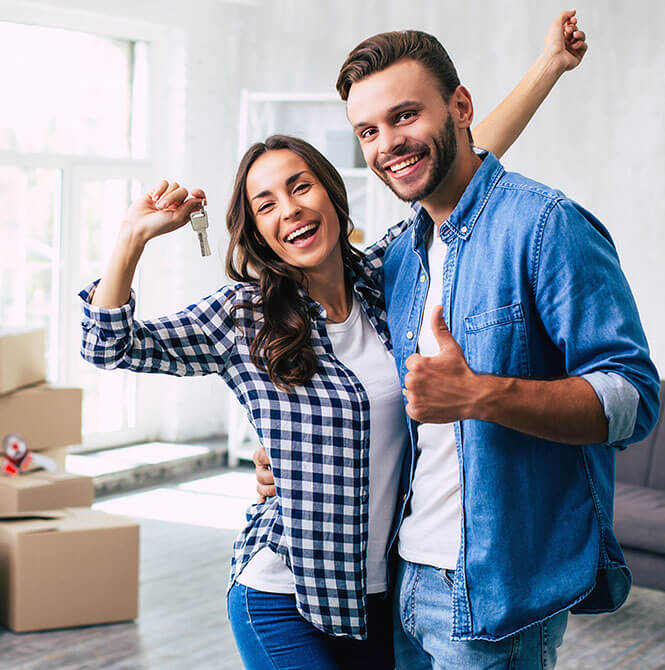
[284,220,320,245]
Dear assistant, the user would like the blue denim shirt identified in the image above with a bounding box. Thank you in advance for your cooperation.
[381,151,660,641]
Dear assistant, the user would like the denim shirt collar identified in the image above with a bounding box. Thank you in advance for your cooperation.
[410,149,505,248]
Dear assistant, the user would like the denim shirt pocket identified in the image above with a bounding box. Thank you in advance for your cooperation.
[463,302,530,377]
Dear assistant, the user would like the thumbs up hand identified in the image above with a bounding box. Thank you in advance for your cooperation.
[404,305,479,423]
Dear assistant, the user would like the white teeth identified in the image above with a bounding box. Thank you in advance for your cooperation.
[286,223,318,242]
[389,155,421,172]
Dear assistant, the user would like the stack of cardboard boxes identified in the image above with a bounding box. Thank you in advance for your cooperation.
[0,329,139,632]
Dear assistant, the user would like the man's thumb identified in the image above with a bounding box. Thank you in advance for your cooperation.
[431,305,451,349]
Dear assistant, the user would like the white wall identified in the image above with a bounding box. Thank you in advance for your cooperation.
[9,0,664,439]
[180,0,665,375]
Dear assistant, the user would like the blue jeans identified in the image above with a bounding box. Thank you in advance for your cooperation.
[394,559,568,669]
[228,582,394,670]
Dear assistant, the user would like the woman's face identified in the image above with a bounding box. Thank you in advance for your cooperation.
[245,149,342,276]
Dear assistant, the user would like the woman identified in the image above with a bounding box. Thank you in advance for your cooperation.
[80,13,586,669]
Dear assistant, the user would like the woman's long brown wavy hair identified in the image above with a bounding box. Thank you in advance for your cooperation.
[225,135,364,391]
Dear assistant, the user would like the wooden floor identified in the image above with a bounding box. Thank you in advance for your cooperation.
[2,465,664,669]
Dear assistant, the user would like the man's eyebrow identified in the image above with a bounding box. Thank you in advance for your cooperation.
[352,100,424,131]
[250,170,311,201]
[387,100,423,114]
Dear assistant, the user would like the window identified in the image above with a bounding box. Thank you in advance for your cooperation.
[0,166,60,335]
[0,17,155,449]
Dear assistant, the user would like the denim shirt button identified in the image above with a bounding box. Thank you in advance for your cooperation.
[461,225,468,234]
[406,331,414,340]
[420,275,426,283]
[402,388,407,396]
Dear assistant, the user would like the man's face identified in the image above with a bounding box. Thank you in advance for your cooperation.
[346,58,458,203]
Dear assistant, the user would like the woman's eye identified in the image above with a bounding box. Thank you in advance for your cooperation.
[294,183,312,194]
[257,202,274,213]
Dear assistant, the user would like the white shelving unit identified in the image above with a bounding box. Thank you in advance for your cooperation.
[227,90,411,466]
[238,89,385,242]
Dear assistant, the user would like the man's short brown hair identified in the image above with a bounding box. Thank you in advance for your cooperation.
[336,30,461,102]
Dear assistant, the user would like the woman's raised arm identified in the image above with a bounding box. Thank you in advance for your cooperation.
[81,181,237,378]
[91,180,205,308]
[472,10,588,159]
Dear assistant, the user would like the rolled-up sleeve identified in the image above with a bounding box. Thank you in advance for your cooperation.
[534,200,660,446]
[79,279,236,377]
[582,371,641,445]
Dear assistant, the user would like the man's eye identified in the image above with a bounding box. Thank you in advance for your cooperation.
[360,128,377,139]
[398,111,416,122]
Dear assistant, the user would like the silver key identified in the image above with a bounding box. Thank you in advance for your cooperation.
[190,203,211,257]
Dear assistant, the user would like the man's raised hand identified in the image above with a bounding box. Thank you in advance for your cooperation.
[544,10,588,73]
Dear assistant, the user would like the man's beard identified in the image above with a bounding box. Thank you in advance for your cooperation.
[375,114,458,203]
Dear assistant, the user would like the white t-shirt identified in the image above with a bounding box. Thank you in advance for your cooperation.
[397,227,462,570]
[237,295,408,594]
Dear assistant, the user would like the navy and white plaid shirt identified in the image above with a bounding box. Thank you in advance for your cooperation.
[79,217,412,639]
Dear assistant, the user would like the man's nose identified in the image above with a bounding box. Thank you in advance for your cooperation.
[378,127,406,157]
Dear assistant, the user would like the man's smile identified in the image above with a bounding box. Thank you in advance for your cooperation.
[385,153,427,179]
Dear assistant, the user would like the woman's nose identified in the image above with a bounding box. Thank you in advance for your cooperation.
[282,199,302,221]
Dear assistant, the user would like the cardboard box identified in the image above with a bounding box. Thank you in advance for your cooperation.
[0,329,47,395]
[0,507,139,632]
[0,472,94,515]
[0,384,82,451]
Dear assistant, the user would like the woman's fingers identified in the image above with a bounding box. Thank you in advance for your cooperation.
[163,181,180,197]
[145,181,206,217]
[149,180,181,204]
[158,197,204,234]
[178,197,204,220]
[150,179,169,202]
[156,185,189,209]
[191,188,208,205]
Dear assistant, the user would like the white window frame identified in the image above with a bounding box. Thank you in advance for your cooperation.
[0,2,185,452]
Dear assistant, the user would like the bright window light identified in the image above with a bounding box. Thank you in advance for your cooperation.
[94,487,256,530]
[0,21,145,157]
[0,166,60,335]
[0,19,151,448]
[178,472,258,498]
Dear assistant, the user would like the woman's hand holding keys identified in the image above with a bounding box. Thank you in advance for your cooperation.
[125,179,207,245]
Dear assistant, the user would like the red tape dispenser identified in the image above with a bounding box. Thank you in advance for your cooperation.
[2,433,57,476]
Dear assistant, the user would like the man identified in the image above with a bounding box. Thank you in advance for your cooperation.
[255,20,660,669]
